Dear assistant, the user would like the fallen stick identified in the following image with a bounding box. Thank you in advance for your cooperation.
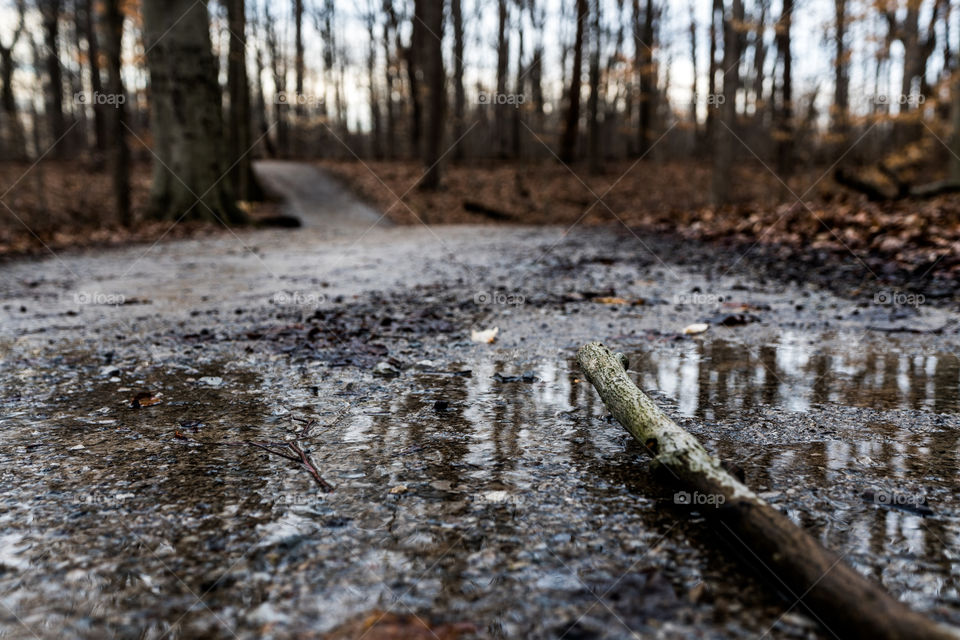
[577,341,960,640]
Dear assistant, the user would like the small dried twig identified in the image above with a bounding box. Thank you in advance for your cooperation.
[174,416,339,491]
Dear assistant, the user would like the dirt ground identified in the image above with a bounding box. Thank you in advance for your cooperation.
[0,162,958,639]
[320,159,960,299]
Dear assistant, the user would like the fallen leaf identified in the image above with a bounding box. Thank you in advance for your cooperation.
[593,296,645,306]
[470,327,499,343]
[324,611,477,640]
[130,392,162,408]
[682,323,709,335]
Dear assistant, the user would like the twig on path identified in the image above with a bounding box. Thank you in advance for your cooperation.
[174,415,339,491]
[577,341,960,640]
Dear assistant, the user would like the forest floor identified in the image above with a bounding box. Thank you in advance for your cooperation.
[321,159,960,301]
[0,161,959,639]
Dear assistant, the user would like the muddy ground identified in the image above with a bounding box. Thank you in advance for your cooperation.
[1,162,958,639]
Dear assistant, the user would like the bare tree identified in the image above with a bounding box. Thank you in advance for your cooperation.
[39,0,67,153]
[711,0,744,205]
[495,0,510,157]
[142,0,244,222]
[775,0,793,179]
[560,0,588,163]
[587,0,601,172]
[264,4,288,156]
[635,0,658,156]
[81,0,106,151]
[0,0,26,160]
[101,0,129,224]
[294,0,305,118]
[415,0,445,189]
[226,0,260,200]
[451,0,466,162]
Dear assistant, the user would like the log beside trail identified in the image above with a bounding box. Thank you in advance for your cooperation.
[577,341,960,640]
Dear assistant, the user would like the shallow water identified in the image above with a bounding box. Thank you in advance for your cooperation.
[1,209,959,638]
[2,323,958,639]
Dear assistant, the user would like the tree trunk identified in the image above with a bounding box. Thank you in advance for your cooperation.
[688,9,698,137]
[451,0,466,162]
[775,0,793,180]
[831,0,849,135]
[577,342,960,640]
[495,0,510,157]
[141,0,244,223]
[226,0,260,201]
[0,0,26,161]
[705,0,721,147]
[264,5,288,157]
[82,0,107,151]
[559,0,588,163]
[101,0,129,225]
[293,0,304,118]
[365,9,382,159]
[416,0,445,190]
[383,0,399,160]
[40,0,67,154]
[636,0,657,157]
[711,0,743,206]
[587,0,601,173]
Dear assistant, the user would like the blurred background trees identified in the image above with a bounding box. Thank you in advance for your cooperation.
[0,0,958,224]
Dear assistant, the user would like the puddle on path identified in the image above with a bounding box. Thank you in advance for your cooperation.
[626,331,960,418]
[0,326,958,638]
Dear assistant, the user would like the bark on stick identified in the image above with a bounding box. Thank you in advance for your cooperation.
[577,341,959,640]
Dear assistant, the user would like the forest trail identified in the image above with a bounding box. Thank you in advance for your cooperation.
[254,160,387,230]
[1,169,959,639]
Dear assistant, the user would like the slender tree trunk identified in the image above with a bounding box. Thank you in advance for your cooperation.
[587,0,601,172]
[253,41,274,157]
[383,0,398,160]
[81,0,107,151]
[226,0,260,201]
[451,0,466,162]
[416,0,445,189]
[40,0,67,154]
[560,0,588,163]
[102,0,129,224]
[689,9,698,136]
[495,0,510,157]
[776,0,793,180]
[636,0,657,156]
[512,11,524,159]
[294,0,304,117]
[0,0,26,161]
[141,0,244,223]
[264,6,287,157]
[705,0,721,148]
[831,0,849,135]
[711,0,743,205]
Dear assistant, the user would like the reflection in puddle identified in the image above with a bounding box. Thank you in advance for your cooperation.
[627,333,960,418]
[1,334,958,638]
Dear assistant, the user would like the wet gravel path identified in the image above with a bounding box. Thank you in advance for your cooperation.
[1,163,959,639]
